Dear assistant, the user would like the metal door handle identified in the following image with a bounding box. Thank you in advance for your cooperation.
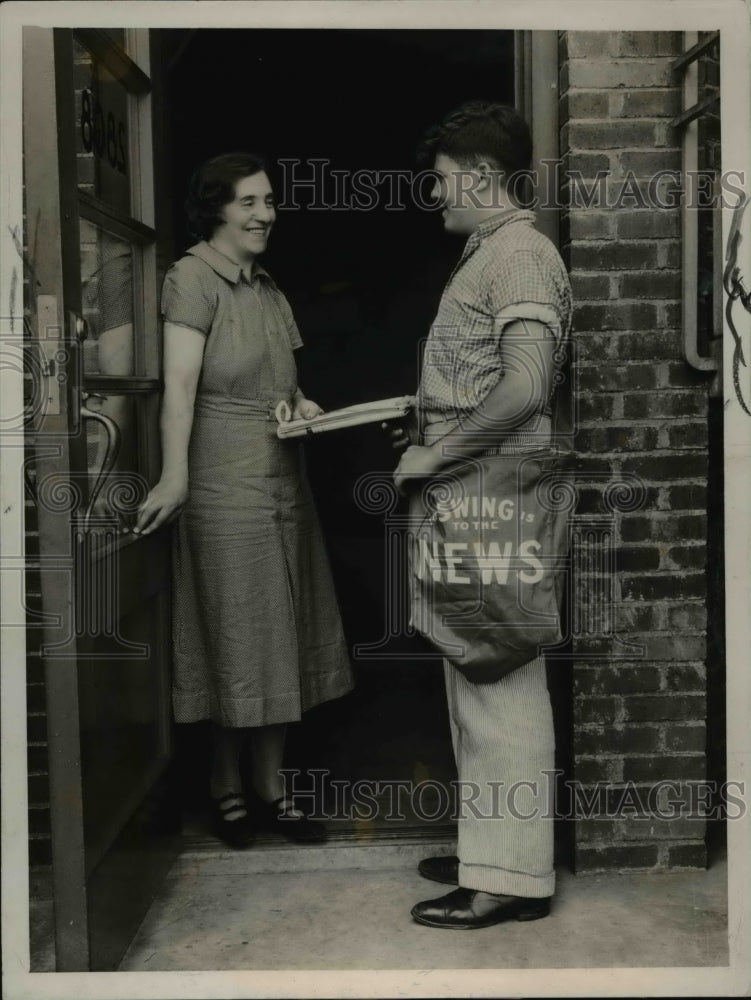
[75,314,89,342]
[80,399,121,530]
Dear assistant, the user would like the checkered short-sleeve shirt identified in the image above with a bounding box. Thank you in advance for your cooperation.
[417,209,572,415]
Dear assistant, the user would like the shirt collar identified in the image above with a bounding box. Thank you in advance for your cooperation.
[463,208,537,256]
[187,241,273,285]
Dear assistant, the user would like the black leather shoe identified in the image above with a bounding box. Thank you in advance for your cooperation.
[418,855,459,885]
[411,887,551,929]
[211,792,255,848]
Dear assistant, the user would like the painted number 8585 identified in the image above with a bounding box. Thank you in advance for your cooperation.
[80,88,127,175]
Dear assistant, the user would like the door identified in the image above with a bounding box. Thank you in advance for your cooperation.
[23,27,177,971]
[163,27,568,839]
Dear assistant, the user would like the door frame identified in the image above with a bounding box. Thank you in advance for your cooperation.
[21,25,175,971]
[23,25,89,970]
[516,30,560,247]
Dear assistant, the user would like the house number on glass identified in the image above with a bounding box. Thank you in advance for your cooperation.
[80,88,127,175]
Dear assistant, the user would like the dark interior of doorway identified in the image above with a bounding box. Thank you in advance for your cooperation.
[164,28,572,852]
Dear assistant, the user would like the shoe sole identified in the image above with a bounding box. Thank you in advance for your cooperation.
[411,906,549,929]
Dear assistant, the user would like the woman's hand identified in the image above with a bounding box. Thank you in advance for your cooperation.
[132,475,188,536]
[393,445,444,497]
[292,397,324,420]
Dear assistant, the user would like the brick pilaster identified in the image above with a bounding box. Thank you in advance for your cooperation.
[558,30,711,871]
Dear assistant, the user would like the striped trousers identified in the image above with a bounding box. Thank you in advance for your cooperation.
[444,654,556,897]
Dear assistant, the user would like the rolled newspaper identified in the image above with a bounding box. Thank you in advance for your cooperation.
[276,395,416,439]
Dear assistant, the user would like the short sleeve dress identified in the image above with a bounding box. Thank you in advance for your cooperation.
[161,241,354,727]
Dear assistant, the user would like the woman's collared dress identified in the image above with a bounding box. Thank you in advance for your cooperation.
[161,241,354,727]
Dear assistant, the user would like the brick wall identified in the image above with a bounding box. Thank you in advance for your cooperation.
[558,30,712,870]
[26,525,52,870]
[23,195,53,875]
[25,284,55,961]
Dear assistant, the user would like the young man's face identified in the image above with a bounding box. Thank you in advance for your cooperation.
[213,171,276,261]
[430,153,486,236]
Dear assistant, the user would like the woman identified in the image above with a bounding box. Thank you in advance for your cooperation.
[134,152,353,847]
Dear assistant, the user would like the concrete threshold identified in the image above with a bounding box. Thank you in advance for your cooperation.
[119,836,729,972]
[174,830,458,877]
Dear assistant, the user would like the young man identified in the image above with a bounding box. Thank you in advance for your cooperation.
[391,102,572,928]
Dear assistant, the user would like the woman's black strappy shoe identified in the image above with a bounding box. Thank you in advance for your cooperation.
[211,792,255,848]
[263,796,327,843]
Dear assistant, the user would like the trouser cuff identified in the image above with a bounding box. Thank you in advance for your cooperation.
[459,862,555,898]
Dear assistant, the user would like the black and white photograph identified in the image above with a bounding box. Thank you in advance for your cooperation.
[1,1,750,997]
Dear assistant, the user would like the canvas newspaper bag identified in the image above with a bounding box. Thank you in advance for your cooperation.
[408,444,570,683]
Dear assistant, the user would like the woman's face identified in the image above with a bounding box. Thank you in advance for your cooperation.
[213,171,276,261]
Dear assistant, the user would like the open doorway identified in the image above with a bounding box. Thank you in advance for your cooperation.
[163,28,571,841]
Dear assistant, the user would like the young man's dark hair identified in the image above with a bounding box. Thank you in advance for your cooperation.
[185,151,268,240]
[418,100,532,177]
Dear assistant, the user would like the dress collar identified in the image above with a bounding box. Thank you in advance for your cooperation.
[187,241,273,285]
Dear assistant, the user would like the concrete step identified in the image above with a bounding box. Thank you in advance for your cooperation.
[173,830,457,877]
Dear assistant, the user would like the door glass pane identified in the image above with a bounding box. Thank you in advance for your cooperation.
[80,219,136,376]
[74,35,131,214]
[78,586,170,872]
[83,393,140,520]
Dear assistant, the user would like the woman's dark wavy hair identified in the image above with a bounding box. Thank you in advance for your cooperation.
[185,152,268,241]
[418,101,532,176]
